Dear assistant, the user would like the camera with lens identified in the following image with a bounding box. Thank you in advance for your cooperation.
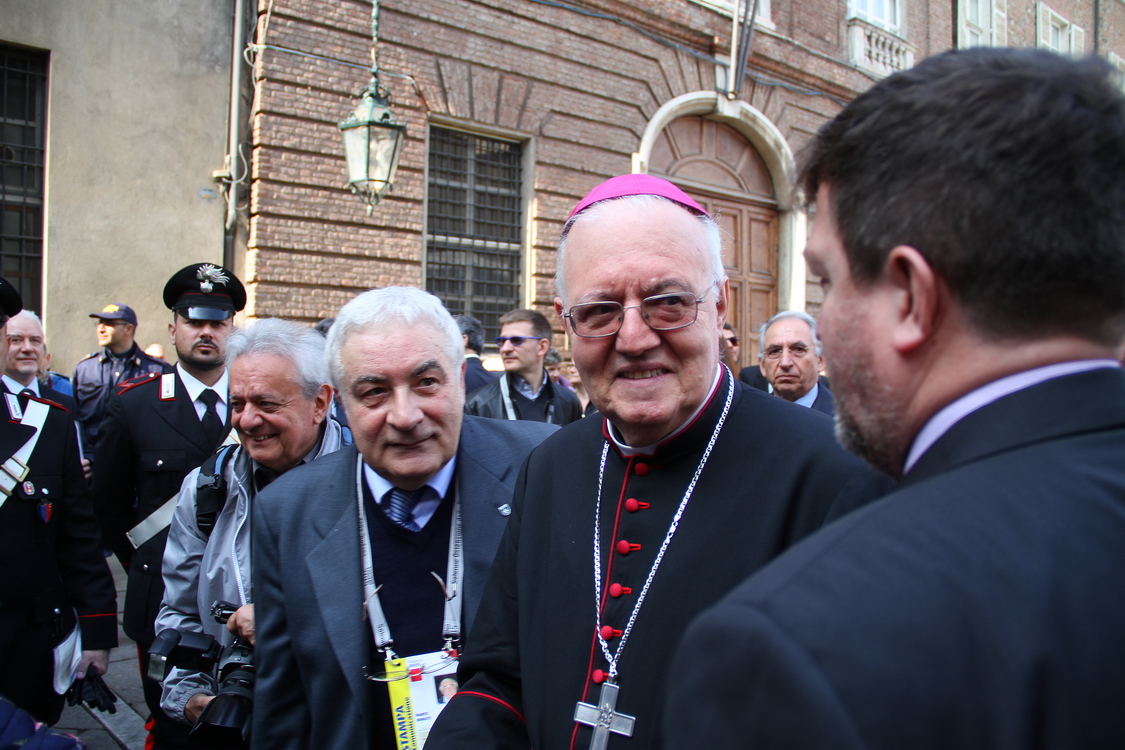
[148,601,254,750]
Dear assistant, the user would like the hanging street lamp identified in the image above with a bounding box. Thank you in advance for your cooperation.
[338,0,405,213]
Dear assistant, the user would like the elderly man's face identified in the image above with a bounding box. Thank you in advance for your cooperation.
[5,315,45,386]
[805,186,907,475]
[557,199,726,446]
[338,323,465,490]
[760,318,823,401]
[229,352,331,474]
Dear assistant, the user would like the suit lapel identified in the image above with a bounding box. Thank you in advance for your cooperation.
[307,449,370,703]
[150,373,213,454]
[454,418,520,632]
[904,368,1125,487]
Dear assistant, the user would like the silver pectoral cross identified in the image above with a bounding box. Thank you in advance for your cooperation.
[574,680,636,750]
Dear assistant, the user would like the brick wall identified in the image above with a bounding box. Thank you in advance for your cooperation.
[247,0,954,333]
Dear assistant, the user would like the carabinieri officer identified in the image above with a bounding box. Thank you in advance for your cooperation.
[92,262,245,750]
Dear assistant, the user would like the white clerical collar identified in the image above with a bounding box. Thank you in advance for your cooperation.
[608,363,723,457]
[363,455,458,529]
[3,374,38,396]
[793,382,819,409]
[903,359,1119,474]
[176,362,229,404]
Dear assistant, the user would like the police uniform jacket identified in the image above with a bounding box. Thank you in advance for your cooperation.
[426,370,893,750]
[0,392,118,673]
[73,344,169,453]
[91,370,228,645]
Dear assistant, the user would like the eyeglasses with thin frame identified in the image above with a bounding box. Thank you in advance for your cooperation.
[564,290,710,338]
[494,335,544,347]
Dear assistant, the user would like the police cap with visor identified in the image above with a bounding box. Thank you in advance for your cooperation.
[162,263,246,321]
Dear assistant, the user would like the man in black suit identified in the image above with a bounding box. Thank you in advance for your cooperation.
[668,49,1125,749]
[92,262,245,750]
[756,310,835,417]
[0,278,118,725]
[454,313,500,393]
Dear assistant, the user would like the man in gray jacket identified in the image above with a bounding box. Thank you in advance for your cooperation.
[156,318,346,726]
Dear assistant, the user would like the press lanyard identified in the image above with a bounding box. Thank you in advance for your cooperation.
[355,455,463,657]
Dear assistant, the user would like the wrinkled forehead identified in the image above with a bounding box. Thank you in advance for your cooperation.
[561,198,712,292]
[6,316,43,339]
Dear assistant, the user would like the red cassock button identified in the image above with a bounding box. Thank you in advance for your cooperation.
[600,625,615,640]
[634,463,649,476]
[608,583,633,598]
[616,540,641,555]
[624,498,650,512]
[593,669,606,684]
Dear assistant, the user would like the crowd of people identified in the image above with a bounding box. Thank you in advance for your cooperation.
[1,46,1125,750]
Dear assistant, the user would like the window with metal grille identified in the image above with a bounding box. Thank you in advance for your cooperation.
[426,127,523,343]
[0,45,46,313]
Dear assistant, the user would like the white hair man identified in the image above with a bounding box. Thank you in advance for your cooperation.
[252,287,557,750]
[154,318,344,729]
[757,310,834,416]
[426,174,891,749]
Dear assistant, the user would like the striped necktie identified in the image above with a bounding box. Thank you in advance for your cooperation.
[383,487,425,532]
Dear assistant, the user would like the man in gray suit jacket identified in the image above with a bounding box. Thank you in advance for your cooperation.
[251,287,556,750]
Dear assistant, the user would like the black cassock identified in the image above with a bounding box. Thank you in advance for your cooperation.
[428,371,893,749]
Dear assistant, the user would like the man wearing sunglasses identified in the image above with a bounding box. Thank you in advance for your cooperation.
[464,309,583,426]
[428,174,891,750]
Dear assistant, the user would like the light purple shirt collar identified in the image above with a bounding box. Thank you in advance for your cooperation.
[903,359,1118,474]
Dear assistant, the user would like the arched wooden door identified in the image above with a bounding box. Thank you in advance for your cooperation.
[648,116,779,366]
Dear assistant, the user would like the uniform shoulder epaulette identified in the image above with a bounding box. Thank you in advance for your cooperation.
[117,372,161,395]
[27,393,69,413]
[77,351,99,363]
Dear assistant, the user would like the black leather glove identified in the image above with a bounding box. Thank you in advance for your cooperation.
[65,669,118,714]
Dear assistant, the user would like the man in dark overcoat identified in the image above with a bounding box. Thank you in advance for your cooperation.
[426,174,892,749]
[667,48,1125,750]
[0,277,117,725]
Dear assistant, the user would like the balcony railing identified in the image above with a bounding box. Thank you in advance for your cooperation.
[847,18,914,77]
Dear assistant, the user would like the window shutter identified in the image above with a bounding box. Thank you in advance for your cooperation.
[993,0,1007,46]
[1037,2,1051,48]
[1070,24,1085,54]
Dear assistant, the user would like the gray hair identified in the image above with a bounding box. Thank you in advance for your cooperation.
[326,287,463,391]
[554,194,726,306]
[224,318,328,399]
[12,310,42,328]
[758,310,822,359]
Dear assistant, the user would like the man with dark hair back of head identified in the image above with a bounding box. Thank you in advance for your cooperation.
[668,48,1125,750]
[427,174,891,750]
[453,313,500,393]
[464,308,582,425]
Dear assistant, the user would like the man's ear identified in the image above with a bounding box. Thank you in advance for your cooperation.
[168,321,176,344]
[715,278,731,329]
[885,245,939,355]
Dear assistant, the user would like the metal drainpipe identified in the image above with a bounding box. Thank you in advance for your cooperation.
[224,0,247,239]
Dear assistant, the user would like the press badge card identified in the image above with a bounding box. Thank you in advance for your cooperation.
[385,651,460,750]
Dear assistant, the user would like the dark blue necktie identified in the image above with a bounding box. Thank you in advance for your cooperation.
[384,487,425,532]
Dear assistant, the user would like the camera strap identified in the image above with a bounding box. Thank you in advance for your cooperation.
[354,454,464,657]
